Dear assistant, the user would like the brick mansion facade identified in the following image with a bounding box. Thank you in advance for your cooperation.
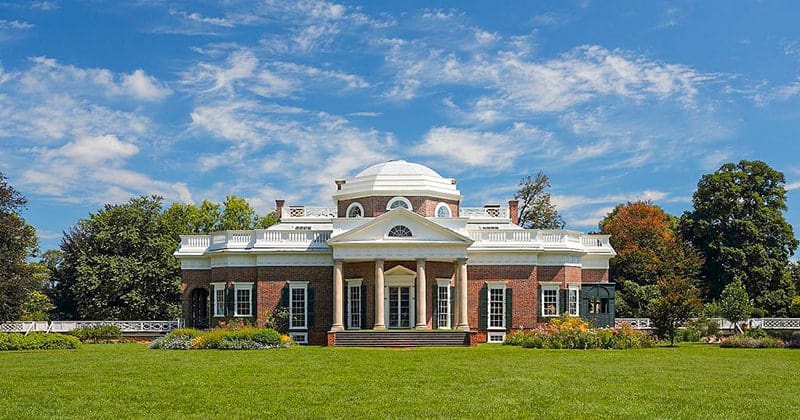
[175,160,616,345]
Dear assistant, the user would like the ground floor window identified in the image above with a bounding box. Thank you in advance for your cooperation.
[212,282,226,317]
[568,286,580,317]
[437,279,451,329]
[347,279,362,329]
[290,282,308,329]
[233,283,253,317]
[488,283,506,329]
[542,286,559,317]
[588,297,610,314]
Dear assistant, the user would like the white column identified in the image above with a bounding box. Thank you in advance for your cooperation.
[456,258,469,331]
[415,258,428,329]
[331,260,344,332]
[374,259,386,330]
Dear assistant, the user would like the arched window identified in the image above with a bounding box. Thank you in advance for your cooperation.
[386,196,412,211]
[435,202,452,218]
[388,225,413,238]
[346,202,363,218]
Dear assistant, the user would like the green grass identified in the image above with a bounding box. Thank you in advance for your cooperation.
[1,343,798,419]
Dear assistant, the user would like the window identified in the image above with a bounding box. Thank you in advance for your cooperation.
[388,225,412,237]
[346,202,363,218]
[289,282,308,330]
[568,286,580,317]
[588,297,610,314]
[233,283,253,317]
[487,332,506,343]
[542,287,559,317]
[386,196,412,211]
[347,279,362,329]
[437,279,451,329]
[212,282,226,317]
[435,202,452,218]
[488,284,506,329]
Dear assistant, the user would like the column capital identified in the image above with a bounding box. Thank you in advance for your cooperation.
[456,257,468,264]
[416,257,426,264]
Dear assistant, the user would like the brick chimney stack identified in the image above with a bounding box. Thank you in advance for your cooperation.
[275,199,285,222]
[509,200,519,225]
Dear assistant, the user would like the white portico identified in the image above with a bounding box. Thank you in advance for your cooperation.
[327,208,473,332]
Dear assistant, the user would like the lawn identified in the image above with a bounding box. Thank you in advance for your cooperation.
[1,343,798,419]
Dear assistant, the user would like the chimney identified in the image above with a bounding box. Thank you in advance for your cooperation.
[450,178,457,185]
[275,199,285,222]
[509,200,519,225]
[335,179,346,190]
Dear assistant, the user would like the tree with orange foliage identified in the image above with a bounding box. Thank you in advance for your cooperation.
[599,201,702,317]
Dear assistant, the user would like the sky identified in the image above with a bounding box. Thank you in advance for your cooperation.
[2,1,800,252]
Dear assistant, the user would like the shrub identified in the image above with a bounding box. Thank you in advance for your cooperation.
[720,335,783,348]
[784,332,800,349]
[151,327,288,350]
[678,327,701,342]
[503,315,654,350]
[68,325,122,343]
[685,317,720,338]
[0,332,80,350]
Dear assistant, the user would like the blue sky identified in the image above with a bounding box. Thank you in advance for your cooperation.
[2,1,800,252]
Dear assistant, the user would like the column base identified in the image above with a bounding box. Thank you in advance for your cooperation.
[372,324,387,331]
[329,324,344,333]
[457,324,470,331]
[415,324,429,330]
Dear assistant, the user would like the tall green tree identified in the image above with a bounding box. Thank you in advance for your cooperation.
[219,195,259,231]
[648,277,702,346]
[719,278,752,333]
[55,196,181,320]
[0,173,39,321]
[514,172,565,229]
[680,160,798,315]
[599,201,702,317]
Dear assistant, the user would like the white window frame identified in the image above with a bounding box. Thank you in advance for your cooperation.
[568,284,580,317]
[289,332,308,344]
[436,278,451,329]
[541,284,559,317]
[346,278,363,330]
[487,282,506,330]
[233,282,254,317]
[386,196,412,211]
[212,282,226,318]
[346,202,364,218]
[435,202,452,218]
[289,281,309,330]
[487,331,506,343]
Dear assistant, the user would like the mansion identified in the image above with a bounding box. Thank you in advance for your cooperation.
[175,160,616,345]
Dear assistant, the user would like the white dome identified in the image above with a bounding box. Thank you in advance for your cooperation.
[333,160,462,201]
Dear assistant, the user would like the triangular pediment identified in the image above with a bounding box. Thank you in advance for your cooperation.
[384,265,416,276]
[328,208,473,246]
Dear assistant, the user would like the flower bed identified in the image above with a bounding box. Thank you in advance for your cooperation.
[149,327,291,350]
[504,315,654,349]
[68,325,122,343]
[0,332,80,350]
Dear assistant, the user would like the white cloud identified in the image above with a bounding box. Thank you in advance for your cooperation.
[121,69,172,101]
[49,134,139,164]
[0,20,34,30]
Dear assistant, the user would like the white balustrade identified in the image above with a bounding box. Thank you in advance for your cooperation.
[283,206,338,218]
[0,320,182,335]
[459,207,510,218]
[615,318,653,329]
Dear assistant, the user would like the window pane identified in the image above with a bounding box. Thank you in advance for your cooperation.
[543,289,558,316]
[438,286,449,328]
[489,288,505,328]
[236,288,251,316]
[291,287,306,328]
[568,289,579,316]
[349,285,361,329]
[215,289,225,316]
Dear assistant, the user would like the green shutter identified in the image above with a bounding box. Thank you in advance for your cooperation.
[225,286,235,317]
[560,289,568,317]
[280,284,289,308]
[432,285,439,330]
[361,285,367,329]
[252,283,258,319]
[449,286,456,329]
[505,288,513,330]
[344,285,349,330]
[478,285,488,330]
[307,288,315,328]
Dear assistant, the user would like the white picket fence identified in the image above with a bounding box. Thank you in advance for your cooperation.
[614,318,800,331]
[0,320,183,335]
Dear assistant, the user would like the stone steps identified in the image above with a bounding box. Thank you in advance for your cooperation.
[333,331,470,347]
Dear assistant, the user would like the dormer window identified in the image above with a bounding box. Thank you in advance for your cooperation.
[388,225,412,238]
[435,202,452,218]
[387,197,412,211]
[346,202,364,218]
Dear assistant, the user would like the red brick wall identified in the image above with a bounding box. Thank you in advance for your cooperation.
[467,265,539,336]
[582,269,609,283]
[337,196,459,218]
[181,269,211,322]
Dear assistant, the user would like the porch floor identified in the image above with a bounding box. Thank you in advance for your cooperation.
[332,330,471,347]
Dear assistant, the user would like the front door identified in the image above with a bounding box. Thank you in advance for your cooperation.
[188,288,209,328]
[387,286,413,328]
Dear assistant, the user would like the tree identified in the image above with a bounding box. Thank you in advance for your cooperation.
[680,160,799,314]
[514,172,565,229]
[0,173,39,322]
[719,278,752,333]
[55,196,181,320]
[648,277,702,346]
[19,290,55,321]
[162,200,221,235]
[219,195,259,231]
[599,201,702,317]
